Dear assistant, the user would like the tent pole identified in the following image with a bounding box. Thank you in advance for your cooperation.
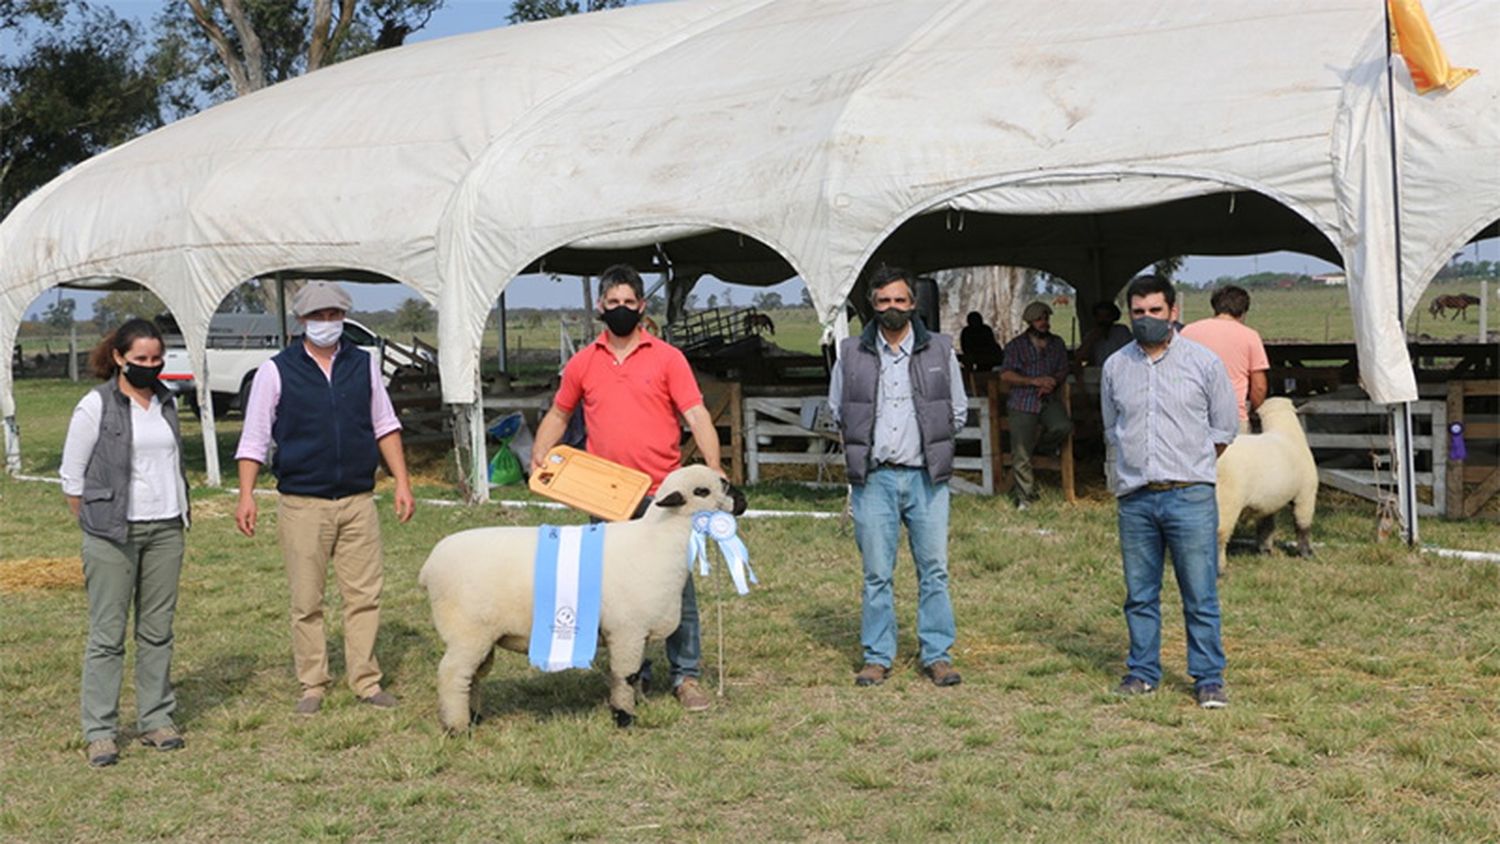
[276,273,288,347]
[3,413,19,475]
[1384,3,1418,546]
[496,293,508,375]
[197,374,222,488]
[468,368,489,504]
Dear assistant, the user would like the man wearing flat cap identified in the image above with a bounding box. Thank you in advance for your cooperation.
[999,301,1073,510]
[234,281,414,715]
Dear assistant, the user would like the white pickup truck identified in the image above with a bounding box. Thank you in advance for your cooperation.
[161,313,389,417]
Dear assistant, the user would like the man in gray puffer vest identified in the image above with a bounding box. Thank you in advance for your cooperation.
[829,266,969,689]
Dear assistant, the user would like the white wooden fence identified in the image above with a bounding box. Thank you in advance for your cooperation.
[1298,399,1448,518]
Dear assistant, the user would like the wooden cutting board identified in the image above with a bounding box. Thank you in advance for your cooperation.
[527,445,652,522]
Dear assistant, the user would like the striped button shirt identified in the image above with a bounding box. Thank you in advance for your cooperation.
[1100,334,1239,497]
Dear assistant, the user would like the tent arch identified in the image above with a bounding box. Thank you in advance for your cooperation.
[438,217,809,405]
[827,167,1345,326]
[0,272,188,421]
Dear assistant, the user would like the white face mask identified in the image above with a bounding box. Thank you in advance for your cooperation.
[304,319,344,348]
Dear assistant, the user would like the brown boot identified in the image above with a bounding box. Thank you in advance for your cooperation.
[923,661,962,687]
[854,664,890,687]
[674,678,711,712]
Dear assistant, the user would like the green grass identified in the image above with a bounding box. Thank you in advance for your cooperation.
[2,377,1498,841]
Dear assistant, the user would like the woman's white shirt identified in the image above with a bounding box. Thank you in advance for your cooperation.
[60,390,185,521]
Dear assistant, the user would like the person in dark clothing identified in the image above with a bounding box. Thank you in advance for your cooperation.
[958,311,1005,370]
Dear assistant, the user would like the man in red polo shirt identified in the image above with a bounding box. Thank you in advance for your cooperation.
[530,264,723,713]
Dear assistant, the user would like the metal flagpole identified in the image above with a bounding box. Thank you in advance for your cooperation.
[1384,2,1420,546]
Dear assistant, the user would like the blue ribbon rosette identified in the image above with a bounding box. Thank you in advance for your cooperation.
[688,511,758,595]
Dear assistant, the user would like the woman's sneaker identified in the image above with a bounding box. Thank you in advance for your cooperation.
[139,726,185,750]
[87,738,119,767]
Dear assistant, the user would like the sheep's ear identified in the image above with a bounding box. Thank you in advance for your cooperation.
[654,491,687,508]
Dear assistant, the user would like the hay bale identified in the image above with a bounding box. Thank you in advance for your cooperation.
[0,557,84,593]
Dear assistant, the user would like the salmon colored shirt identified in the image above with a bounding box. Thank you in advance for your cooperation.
[554,331,704,493]
[1180,317,1269,422]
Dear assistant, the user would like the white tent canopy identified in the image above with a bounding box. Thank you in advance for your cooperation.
[4,0,1498,478]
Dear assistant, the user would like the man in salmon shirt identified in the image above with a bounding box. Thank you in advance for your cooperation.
[1180,285,1269,434]
[530,264,724,713]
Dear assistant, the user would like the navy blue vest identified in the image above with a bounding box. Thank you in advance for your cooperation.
[271,340,380,498]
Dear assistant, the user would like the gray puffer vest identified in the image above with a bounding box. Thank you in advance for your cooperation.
[836,318,957,485]
[79,379,191,543]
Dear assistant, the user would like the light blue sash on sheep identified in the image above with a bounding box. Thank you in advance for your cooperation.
[528,524,605,672]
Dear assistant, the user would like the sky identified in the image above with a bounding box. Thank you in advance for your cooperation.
[17,1,1491,319]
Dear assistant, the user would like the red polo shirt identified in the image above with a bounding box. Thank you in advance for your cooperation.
[554,330,704,493]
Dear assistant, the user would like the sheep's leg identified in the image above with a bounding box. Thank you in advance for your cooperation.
[1216,500,1238,576]
[603,632,647,728]
[1255,514,1278,556]
[469,648,496,726]
[1293,485,1317,558]
[437,642,494,734]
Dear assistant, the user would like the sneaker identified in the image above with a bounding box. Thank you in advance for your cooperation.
[359,690,399,709]
[854,664,890,687]
[673,678,711,712]
[87,738,119,768]
[923,661,963,687]
[294,694,323,716]
[1114,675,1156,696]
[139,726,185,751]
[1196,683,1229,709]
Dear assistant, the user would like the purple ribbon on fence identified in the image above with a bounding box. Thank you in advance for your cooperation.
[1449,422,1467,462]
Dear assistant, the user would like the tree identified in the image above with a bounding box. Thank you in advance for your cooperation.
[507,0,627,24]
[392,295,434,333]
[0,4,162,215]
[154,0,445,111]
[1153,256,1185,282]
[41,294,76,330]
[93,289,168,330]
[935,266,1032,344]
[752,291,783,310]
[799,286,814,309]
[706,293,718,309]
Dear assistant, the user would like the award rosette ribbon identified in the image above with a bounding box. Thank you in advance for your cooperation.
[688,511,758,595]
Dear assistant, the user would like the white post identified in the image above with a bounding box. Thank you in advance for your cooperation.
[1480,279,1489,343]
[68,324,78,382]
[468,401,488,504]
[197,376,222,488]
[1393,403,1419,544]
[3,414,20,475]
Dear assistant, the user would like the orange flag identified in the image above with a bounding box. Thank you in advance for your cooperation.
[1388,0,1477,94]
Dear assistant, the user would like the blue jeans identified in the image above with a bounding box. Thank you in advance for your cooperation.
[1117,484,1225,688]
[852,467,956,668]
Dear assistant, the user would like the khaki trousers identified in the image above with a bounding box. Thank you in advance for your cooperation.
[278,492,384,698]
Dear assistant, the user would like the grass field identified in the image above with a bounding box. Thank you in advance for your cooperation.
[2,377,1498,841]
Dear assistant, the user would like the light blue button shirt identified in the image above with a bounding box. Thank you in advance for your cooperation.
[1100,334,1239,497]
[828,328,969,467]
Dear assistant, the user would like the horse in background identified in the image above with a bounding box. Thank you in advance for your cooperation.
[1429,294,1481,320]
[745,312,776,336]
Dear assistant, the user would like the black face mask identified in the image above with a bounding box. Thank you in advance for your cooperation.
[122,363,163,389]
[876,307,914,331]
[600,305,643,337]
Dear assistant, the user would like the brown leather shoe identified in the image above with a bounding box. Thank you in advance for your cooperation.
[923,661,962,687]
[674,678,711,712]
[854,664,890,687]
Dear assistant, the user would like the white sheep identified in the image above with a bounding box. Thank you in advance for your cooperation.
[1215,396,1318,572]
[418,465,747,732]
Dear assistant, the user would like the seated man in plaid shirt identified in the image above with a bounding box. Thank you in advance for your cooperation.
[999,302,1073,510]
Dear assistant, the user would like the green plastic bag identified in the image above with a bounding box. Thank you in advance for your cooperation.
[488,441,523,486]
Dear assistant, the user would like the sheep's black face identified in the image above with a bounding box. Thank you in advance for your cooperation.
[653,465,747,515]
[722,477,748,516]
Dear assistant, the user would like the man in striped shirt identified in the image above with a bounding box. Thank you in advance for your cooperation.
[1101,275,1239,710]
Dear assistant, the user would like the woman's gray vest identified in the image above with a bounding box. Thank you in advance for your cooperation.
[836,319,957,485]
[79,379,190,543]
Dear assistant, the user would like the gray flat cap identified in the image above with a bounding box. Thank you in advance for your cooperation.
[292,281,353,316]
